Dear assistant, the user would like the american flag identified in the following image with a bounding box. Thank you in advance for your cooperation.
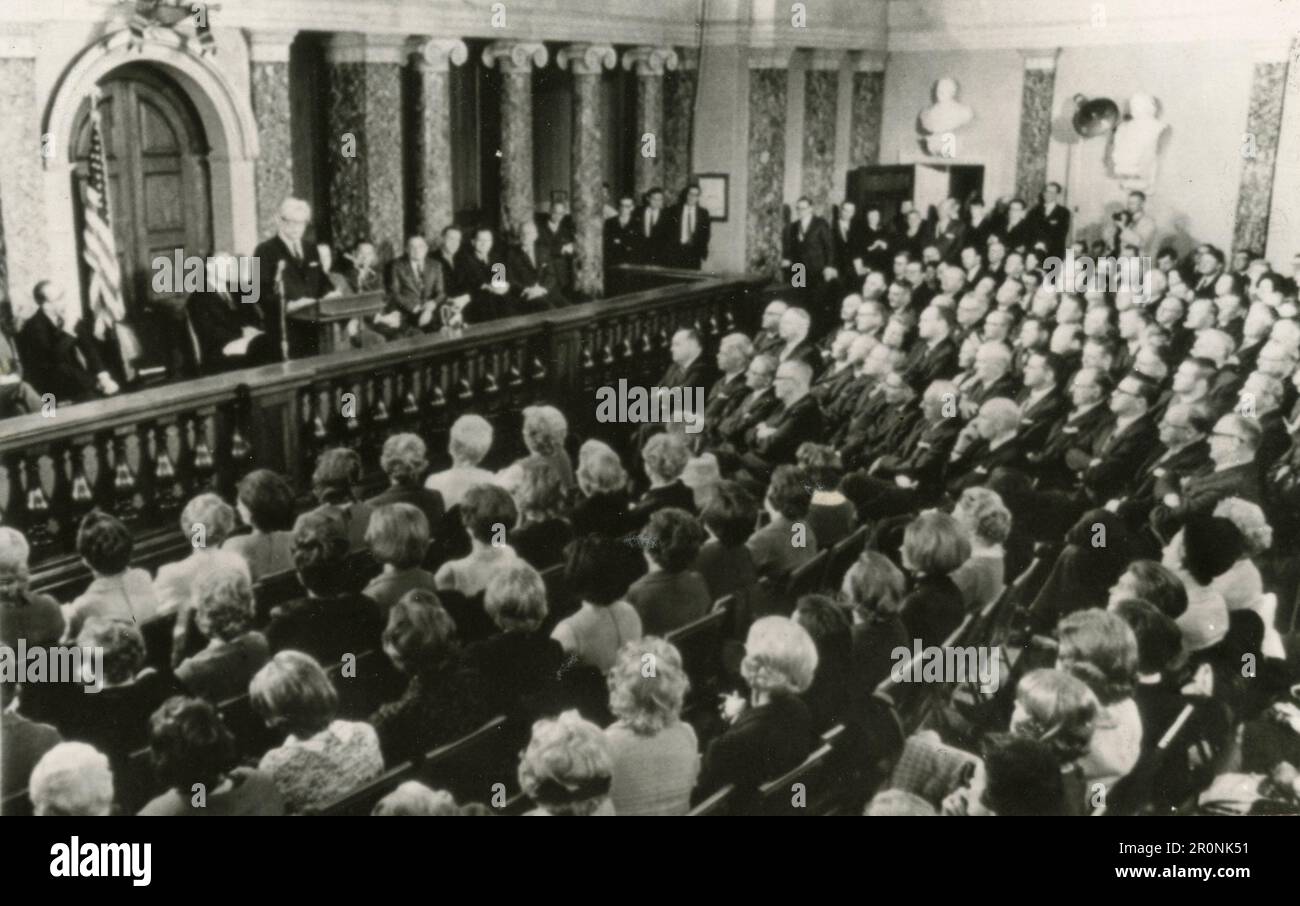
[81,87,140,374]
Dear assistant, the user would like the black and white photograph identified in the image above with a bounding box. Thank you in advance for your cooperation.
[1,0,1299,859]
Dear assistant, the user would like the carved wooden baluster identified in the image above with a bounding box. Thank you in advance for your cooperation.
[112,434,140,523]
[399,369,420,423]
[480,353,502,414]
[133,423,157,521]
[453,360,474,407]
[49,444,76,550]
[228,386,254,481]
[425,364,449,434]
[68,444,96,522]
[22,456,54,554]
[191,416,216,493]
[152,423,183,517]
[505,345,525,408]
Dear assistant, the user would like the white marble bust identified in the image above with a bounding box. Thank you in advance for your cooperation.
[1109,93,1167,192]
[919,77,974,155]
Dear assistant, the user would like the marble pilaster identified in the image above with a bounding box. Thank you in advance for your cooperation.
[1014,49,1060,203]
[411,38,468,238]
[663,49,698,198]
[802,52,841,206]
[623,46,679,197]
[849,52,886,168]
[483,41,548,235]
[1234,43,1291,254]
[0,48,46,316]
[746,50,792,277]
[558,43,616,298]
[247,30,297,240]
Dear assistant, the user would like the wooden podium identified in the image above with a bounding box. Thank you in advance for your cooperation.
[288,291,386,355]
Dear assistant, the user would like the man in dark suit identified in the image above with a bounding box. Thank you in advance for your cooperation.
[0,300,43,417]
[15,281,118,403]
[944,397,1028,497]
[1027,182,1071,259]
[902,304,960,392]
[433,226,474,305]
[384,234,445,334]
[710,353,779,452]
[1079,373,1160,502]
[667,184,712,270]
[507,220,565,312]
[829,200,866,296]
[1015,351,1068,450]
[536,202,577,295]
[741,359,824,476]
[604,195,640,292]
[633,187,672,266]
[780,197,834,302]
[252,197,335,359]
[703,334,753,439]
[659,328,714,392]
[1027,367,1115,489]
[772,307,822,376]
[1113,402,1211,529]
[1151,413,1263,538]
[186,254,273,375]
[456,227,514,325]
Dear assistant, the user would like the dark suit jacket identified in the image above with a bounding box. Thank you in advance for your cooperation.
[782,217,834,283]
[386,255,446,320]
[830,217,866,277]
[186,290,268,375]
[15,310,106,401]
[1166,461,1263,519]
[535,217,576,292]
[1083,413,1159,501]
[659,355,714,393]
[775,339,823,376]
[872,416,962,491]
[698,691,817,800]
[632,206,672,265]
[902,337,959,392]
[505,243,564,310]
[715,388,779,449]
[929,217,967,264]
[1029,203,1071,258]
[1016,387,1068,451]
[1031,403,1113,488]
[946,435,1028,496]
[458,251,514,323]
[433,249,473,298]
[667,203,712,268]
[252,235,333,358]
[365,484,447,538]
[746,394,824,470]
[604,215,640,270]
[704,371,750,431]
[1117,440,1210,525]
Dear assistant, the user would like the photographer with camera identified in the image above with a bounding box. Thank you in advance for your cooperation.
[1112,190,1157,257]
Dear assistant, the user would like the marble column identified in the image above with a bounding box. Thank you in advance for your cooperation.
[802,50,841,207]
[1014,49,1060,203]
[849,52,887,168]
[410,38,468,239]
[246,30,297,240]
[623,46,679,197]
[558,43,616,299]
[1234,40,1292,256]
[0,28,46,316]
[663,49,697,197]
[326,33,407,260]
[483,41,548,235]
[746,49,792,276]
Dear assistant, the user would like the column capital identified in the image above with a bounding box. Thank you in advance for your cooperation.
[245,29,298,64]
[557,43,617,75]
[482,41,548,72]
[748,47,795,70]
[622,46,679,77]
[852,50,888,73]
[806,49,845,71]
[327,33,409,66]
[1018,47,1061,71]
[409,37,469,72]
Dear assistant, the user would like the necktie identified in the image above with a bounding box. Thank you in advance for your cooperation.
[687,207,694,240]
[414,261,422,282]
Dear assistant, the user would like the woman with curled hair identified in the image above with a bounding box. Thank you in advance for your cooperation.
[366,433,446,537]
[253,650,384,813]
[65,510,159,639]
[569,446,633,539]
[266,510,384,664]
[308,447,372,552]
[1107,559,1188,620]
[372,781,460,816]
[603,637,699,815]
[369,589,490,765]
[1055,608,1142,786]
[155,494,239,660]
[697,615,820,801]
[68,617,178,766]
[898,510,970,648]
[552,535,642,671]
[466,562,564,719]
[746,464,820,581]
[694,480,759,605]
[1011,669,1100,816]
[950,487,1012,612]
[1210,497,1271,614]
[223,469,296,581]
[29,742,114,816]
[175,562,270,703]
[0,526,64,649]
[844,550,911,693]
[426,415,496,509]
[796,443,857,550]
[435,483,521,596]
[518,709,615,816]
[499,405,575,495]
[626,508,711,635]
[508,455,575,569]
[139,696,284,815]
[363,503,438,611]
[629,432,696,528]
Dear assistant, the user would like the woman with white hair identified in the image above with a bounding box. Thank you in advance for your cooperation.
[629,432,695,528]
[518,710,615,816]
[603,638,699,815]
[426,414,496,509]
[498,405,575,494]
[153,494,243,664]
[568,446,633,538]
[366,432,446,534]
[175,561,271,702]
[30,742,115,816]
[697,616,820,802]
[0,526,64,649]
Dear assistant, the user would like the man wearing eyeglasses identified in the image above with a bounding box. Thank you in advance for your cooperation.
[1028,366,1114,489]
[1110,402,1212,531]
[1078,373,1161,501]
[1152,413,1263,539]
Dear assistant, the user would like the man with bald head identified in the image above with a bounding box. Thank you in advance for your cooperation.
[742,358,824,475]
[187,254,273,374]
[753,299,789,355]
[254,196,336,358]
[945,397,1028,495]
[704,333,754,430]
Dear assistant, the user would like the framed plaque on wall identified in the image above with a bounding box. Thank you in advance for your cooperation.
[695,173,729,222]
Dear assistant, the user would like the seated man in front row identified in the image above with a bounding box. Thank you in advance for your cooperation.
[507,220,567,312]
[186,254,273,375]
[449,227,515,326]
[16,280,120,403]
[379,234,445,337]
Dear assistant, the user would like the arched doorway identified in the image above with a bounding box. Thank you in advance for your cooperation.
[71,63,213,375]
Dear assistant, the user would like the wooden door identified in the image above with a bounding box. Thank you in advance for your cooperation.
[72,63,212,375]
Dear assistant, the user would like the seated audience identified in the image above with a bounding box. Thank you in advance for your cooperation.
[175,562,270,703]
[366,433,445,534]
[371,781,460,816]
[949,487,1012,612]
[569,445,634,538]
[154,493,240,640]
[425,414,496,509]
[1160,513,1242,652]
[252,651,384,814]
[468,562,565,718]
[626,508,711,635]
[139,696,285,815]
[793,594,853,733]
[943,734,1066,816]
[0,527,65,648]
[362,503,438,611]
[898,510,970,647]
[1107,559,1189,620]
[508,455,575,568]
[604,638,700,816]
[552,536,643,672]
[797,443,857,550]
[694,480,760,605]
[629,432,695,527]
[518,710,616,816]
[746,464,820,581]
[63,510,159,638]
[223,469,296,581]
[1009,669,1100,815]
[1055,609,1142,787]
[434,484,521,597]
[0,680,61,798]
[499,405,575,494]
[29,742,115,817]
[308,448,373,553]
[845,550,911,695]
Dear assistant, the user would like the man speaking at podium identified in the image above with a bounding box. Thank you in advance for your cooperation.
[254,197,338,359]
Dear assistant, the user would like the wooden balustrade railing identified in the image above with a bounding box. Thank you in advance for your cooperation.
[0,267,768,597]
